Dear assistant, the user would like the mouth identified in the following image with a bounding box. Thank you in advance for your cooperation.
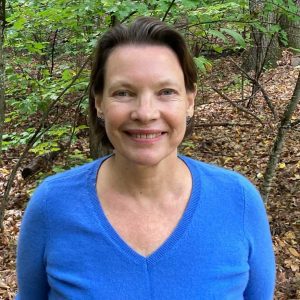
[125,130,166,140]
[130,133,163,139]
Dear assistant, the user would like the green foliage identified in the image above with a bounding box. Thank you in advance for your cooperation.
[68,149,93,166]
[194,56,212,74]
[181,140,196,149]
[4,0,299,165]
[289,47,300,54]
[2,128,35,151]
[220,28,246,48]
[29,126,70,155]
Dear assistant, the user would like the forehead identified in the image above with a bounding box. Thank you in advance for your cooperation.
[104,44,184,85]
[107,44,179,61]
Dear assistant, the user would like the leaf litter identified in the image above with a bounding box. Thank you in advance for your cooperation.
[0,52,299,299]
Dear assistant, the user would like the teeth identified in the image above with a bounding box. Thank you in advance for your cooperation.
[131,133,161,139]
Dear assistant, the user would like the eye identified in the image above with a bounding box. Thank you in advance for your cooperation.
[160,88,177,96]
[113,90,131,97]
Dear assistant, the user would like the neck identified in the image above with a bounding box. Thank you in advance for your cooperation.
[99,153,189,204]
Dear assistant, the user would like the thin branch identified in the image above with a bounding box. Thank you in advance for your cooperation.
[120,10,137,24]
[228,57,277,118]
[0,0,6,159]
[64,85,88,165]
[0,0,6,35]
[268,0,300,18]
[50,29,59,76]
[256,30,277,81]
[175,18,300,31]
[0,54,91,229]
[209,85,265,126]
[175,19,256,29]
[162,0,176,22]
[261,71,300,202]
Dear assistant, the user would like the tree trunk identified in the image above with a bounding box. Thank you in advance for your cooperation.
[280,0,300,50]
[243,0,281,100]
[0,0,5,159]
[261,71,300,202]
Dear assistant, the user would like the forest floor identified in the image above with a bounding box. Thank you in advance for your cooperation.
[0,52,299,299]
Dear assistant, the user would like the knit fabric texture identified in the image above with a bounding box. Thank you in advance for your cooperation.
[16,155,275,299]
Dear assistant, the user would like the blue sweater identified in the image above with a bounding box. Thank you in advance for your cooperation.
[16,156,275,299]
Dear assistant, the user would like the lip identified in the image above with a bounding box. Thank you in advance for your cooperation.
[124,129,166,144]
[125,129,165,134]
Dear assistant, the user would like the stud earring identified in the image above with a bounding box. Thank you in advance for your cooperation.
[97,115,105,126]
[186,116,192,126]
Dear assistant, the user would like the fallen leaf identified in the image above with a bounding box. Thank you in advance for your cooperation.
[285,231,296,239]
[0,279,9,289]
[291,264,299,272]
[289,247,300,257]
[0,168,10,175]
[257,172,263,179]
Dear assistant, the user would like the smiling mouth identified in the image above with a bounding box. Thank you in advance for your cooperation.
[131,133,162,139]
[125,131,166,139]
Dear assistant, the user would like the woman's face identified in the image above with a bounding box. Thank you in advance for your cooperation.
[95,45,196,167]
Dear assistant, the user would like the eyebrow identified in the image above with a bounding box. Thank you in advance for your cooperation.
[106,79,182,92]
[107,81,134,89]
[156,79,181,88]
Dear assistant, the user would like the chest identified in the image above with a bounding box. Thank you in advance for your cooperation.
[99,195,189,257]
[46,199,249,300]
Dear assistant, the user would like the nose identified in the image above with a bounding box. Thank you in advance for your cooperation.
[130,92,159,123]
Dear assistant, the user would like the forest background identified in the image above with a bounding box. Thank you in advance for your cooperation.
[0,0,299,299]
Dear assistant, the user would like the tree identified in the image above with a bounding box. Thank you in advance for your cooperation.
[261,71,300,201]
[280,0,300,50]
[0,0,5,158]
[243,0,281,101]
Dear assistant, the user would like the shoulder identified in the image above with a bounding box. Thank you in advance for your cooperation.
[181,155,256,191]
[180,155,265,217]
[181,156,269,236]
[182,155,267,218]
[26,157,105,209]
[42,158,101,186]
[23,157,107,225]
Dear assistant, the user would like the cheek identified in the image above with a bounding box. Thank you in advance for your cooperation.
[102,106,130,136]
[103,104,127,120]
[164,104,187,124]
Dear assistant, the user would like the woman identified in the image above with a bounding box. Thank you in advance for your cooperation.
[16,17,275,299]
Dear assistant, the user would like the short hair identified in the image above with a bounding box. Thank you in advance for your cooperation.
[89,17,197,152]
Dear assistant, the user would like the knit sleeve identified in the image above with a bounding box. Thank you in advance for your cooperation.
[242,178,276,300]
[16,181,49,299]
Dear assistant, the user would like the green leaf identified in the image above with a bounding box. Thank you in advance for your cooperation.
[289,47,300,53]
[212,45,224,53]
[33,42,46,50]
[272,24,282,34]
[62,69,72,81]
[179,0,199,9]
[208,29,228,42]
[194,56,212,74]
[13,16,26,30]
[75,125,89,131]
[52,166,66,173]
[221,28,246,48]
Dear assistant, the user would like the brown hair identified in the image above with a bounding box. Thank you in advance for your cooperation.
[89,17,197,152]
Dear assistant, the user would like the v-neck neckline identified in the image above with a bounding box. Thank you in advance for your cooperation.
[87,155,201,266]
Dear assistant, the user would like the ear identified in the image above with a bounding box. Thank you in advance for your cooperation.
[186,84,197,117]
[95,95,103,117]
